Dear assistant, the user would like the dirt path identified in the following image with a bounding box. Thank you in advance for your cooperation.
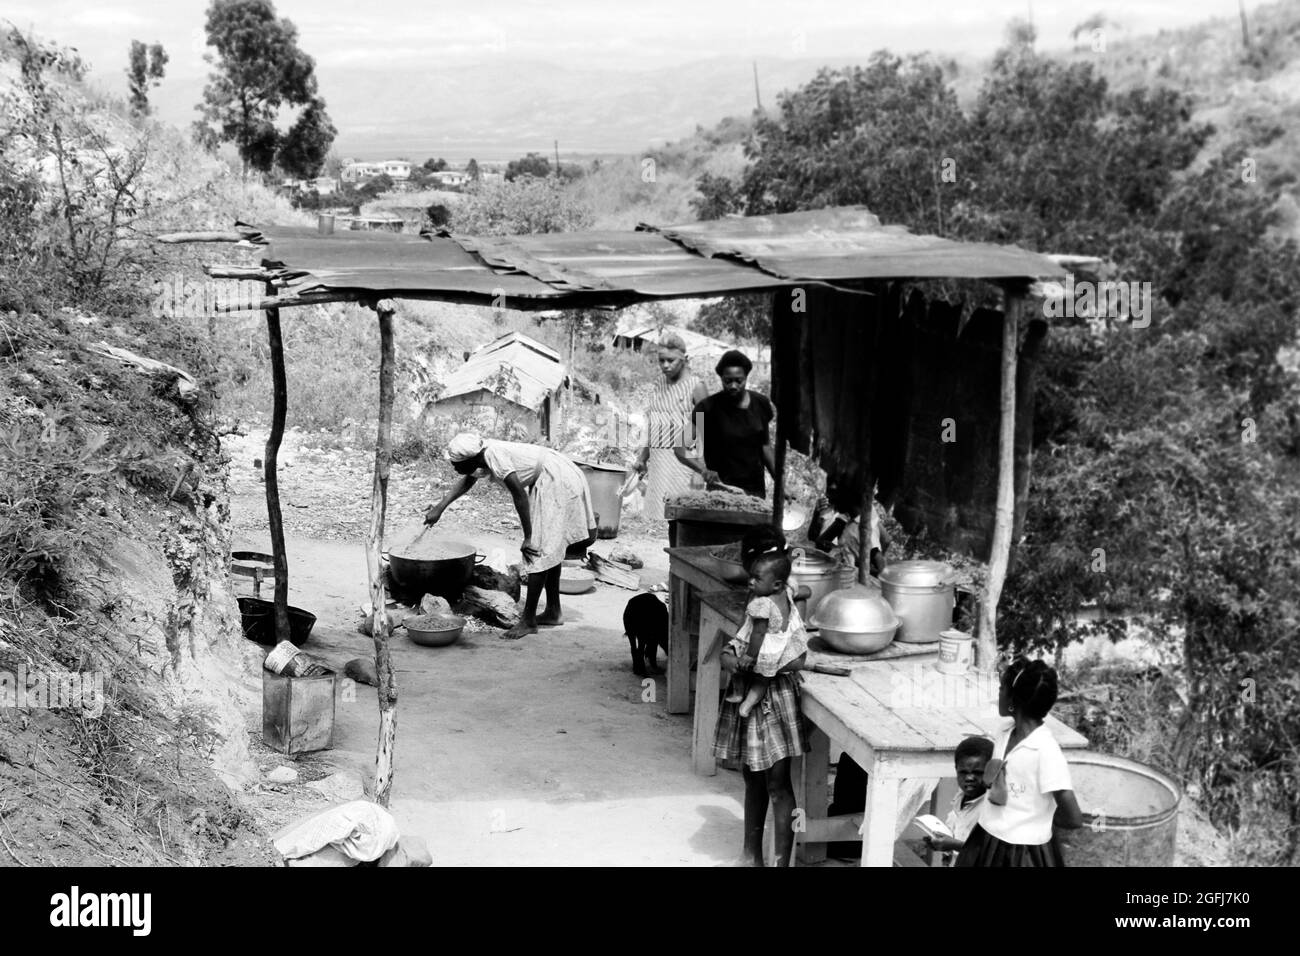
[226,428,751,865]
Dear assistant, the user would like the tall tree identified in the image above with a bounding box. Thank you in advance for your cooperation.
[192,0,334,176]
[466,158,481,182]
[126,40,167,117]
[276,96,336,178]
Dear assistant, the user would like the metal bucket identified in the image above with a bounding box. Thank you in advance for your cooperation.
[879,560,956,643]
[577,461,625,539]
[1054,751,1182,866]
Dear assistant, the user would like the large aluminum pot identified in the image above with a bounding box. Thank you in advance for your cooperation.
[789,546,855,622]
[809,583,899,654]
[878,560,956,643]
[385,537,483,602]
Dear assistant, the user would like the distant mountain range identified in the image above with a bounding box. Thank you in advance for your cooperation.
[152,55,864,162]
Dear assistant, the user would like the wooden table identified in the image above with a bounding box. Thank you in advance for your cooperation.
[692,588,938,776]
[665,545,740,719]
[795,661,1090,866]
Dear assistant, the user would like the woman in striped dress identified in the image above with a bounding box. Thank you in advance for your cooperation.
[633,333,709,522]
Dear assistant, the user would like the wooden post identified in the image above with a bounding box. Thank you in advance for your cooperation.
[263,285,291,643]
[977,287,1022,670]
[367,300,399,807]
[858,469,875,584]
[771,297,786,531]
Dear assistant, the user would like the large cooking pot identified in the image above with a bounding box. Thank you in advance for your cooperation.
[384,538,483,602]
[810,583,899,654]
[789,546,855,622]
[878,560,956,644]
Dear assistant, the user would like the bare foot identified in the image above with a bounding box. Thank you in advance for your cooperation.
[501,622,538,640]
[536,608,564,627]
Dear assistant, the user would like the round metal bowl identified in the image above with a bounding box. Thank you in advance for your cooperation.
[559,568,596,594]
[405,614,465,647]
[810,584,899,655]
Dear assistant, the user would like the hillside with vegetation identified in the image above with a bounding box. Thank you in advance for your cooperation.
[3,2,1299,868]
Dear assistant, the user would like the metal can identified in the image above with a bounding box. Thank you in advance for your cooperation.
[937,629,973,675]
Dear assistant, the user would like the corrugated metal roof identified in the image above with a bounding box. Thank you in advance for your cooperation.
[612,322,735,358]
[642,207,1065,281]
[434,331,565,411]
[241,207,1065,309]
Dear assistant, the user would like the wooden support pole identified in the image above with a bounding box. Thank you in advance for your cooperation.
[263,285,291,644]
[858,468,875,584]
[771,294,786,531]
[155,230,249,244]
[977,288,1023,670]
[204,264,277,280]
[367,300,399,807]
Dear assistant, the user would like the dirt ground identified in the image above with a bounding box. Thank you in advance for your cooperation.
[224,428,759,865]
[221,428,1227,867]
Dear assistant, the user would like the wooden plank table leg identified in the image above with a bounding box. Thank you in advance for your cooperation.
[692,604,724,775]
[796,727,831,865]
[667,575,691,714]
[861,764,900,867]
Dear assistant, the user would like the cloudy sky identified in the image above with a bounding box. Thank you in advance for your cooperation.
[3,0,1251,152]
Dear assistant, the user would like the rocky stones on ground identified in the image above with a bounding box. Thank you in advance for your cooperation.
[265,766,299,785]
[344,657,378,686]
[609,545,643,569]
[455,585,521,628]
[470,546,523,600]
[304,769,366,802]
[418,594,453,616]
[378,834,432,867]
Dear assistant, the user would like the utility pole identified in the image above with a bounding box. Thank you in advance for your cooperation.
[752,60,762,111]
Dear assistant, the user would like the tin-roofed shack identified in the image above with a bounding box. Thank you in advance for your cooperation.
[429,331,572,440]
[159,205,1066,803]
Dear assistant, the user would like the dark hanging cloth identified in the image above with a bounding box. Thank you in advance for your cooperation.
[694,391,774,498]
[771,284,1042,560]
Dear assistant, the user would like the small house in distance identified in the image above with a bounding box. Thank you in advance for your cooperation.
[427,331,568,439]
[611,320,770,379]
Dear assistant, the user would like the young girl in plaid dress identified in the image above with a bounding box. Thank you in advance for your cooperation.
[713,528,811,867]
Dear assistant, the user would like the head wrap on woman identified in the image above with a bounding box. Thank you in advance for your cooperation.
[446,432,486,462]
[715,349,753,375]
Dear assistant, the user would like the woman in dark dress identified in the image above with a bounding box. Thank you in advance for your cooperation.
[673,349,775,497]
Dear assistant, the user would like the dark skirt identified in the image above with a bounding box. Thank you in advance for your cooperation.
[713,671,810,772]
[955,824,1066,867]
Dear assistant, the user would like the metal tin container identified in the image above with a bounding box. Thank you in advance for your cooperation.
[1054,752,1182,866]
[878,560,956,644]
[789,547,855,622]
[937,629,973,674]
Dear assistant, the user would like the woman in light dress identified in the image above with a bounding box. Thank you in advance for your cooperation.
[424,433,597,639]
[632,333,709,521]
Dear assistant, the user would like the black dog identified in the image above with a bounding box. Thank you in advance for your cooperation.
[623,592,669,677]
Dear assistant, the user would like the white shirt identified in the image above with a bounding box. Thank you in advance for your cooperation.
[978,723,1072,846]
[944,790,986,867]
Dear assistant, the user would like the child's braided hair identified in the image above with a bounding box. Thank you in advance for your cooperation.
[1003,657,1058,720]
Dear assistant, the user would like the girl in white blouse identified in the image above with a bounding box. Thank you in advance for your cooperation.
[956,659,1083,866]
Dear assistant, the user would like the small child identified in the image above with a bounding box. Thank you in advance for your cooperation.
[956,658,1084,867]
[724,550,809,718]
[923,735,994,865]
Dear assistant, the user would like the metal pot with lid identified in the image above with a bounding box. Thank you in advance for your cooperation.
[789,546,855,622]
[809,583,899,655]
[878,560,956,644]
